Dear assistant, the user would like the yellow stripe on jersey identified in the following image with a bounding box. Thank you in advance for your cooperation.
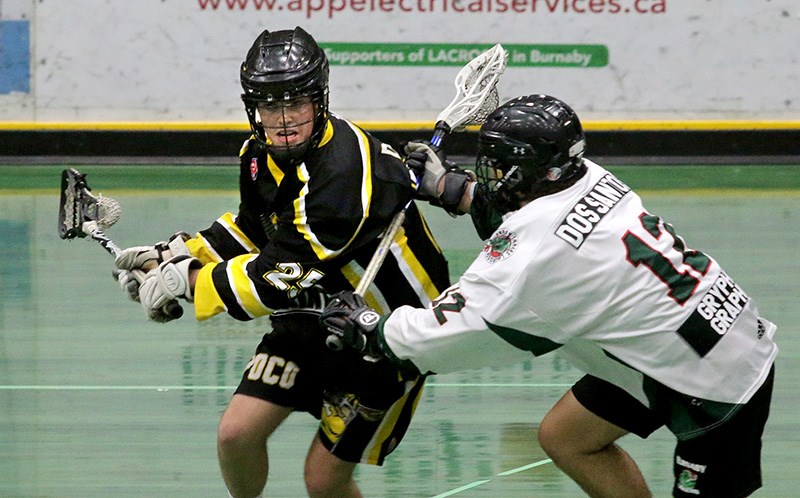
[298,123,373,260]
[417,210,443,255]
[266,154,284,185]
[338,261,390,314]
[194,263,227,321]
[186,233,223,264]
[350,122,373,220]
[339,259,364,288]
[291,163,316,255]
[363,378,424,465]
[217,212,259,253]
[238,137,254,157]
[317,119,334,147]
[389,226,439,303]
[228,254,271,318]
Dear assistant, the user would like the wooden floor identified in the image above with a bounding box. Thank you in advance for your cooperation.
[1,167,799,497]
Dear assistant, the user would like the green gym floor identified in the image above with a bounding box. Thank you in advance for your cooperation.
[1,164,799,497]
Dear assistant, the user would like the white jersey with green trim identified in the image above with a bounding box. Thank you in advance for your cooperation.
[383,159,777,412]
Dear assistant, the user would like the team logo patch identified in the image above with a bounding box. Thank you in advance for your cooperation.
[483,229,518,263]
[675,455,706,495]
[250,158,259,181]
[320,394,358,444]
[677,470,699,494]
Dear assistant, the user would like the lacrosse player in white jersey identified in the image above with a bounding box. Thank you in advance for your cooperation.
[321,94,777,497]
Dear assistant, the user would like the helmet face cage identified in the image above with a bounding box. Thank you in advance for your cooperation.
[475,95,586,212]
[240,27,330,165]
[475,132,554,212]
[474,157,518,214]
[244,91,328,164]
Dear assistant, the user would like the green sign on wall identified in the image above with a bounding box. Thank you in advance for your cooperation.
[321,43,607,67]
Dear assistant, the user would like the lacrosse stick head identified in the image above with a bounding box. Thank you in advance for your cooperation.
[59,168,122,239]
[434,44,508,136]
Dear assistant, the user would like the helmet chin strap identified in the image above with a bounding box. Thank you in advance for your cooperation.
[270,142,311,166]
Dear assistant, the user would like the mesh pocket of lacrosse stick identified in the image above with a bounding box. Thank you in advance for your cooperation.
[59,168,122,239]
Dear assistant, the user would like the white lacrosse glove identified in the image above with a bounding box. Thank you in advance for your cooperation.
[138,255,200,323]
[112,267,142,301]
[404,141,474,215]
[113,232,191,301]
[404,141,445,199]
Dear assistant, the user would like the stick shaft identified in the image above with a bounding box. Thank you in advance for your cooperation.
[429,122,451,150]
[354,210,406,296]
[352,45,505,298]
[83,220,179,317]
[83,221,124,256]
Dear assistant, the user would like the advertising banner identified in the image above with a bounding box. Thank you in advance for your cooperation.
[1,0,797,123]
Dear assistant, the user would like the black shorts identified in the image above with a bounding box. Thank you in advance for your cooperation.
[671,365,774,497]
[234,310,425,465]
[573,366,775,498]
[572,374,664,439]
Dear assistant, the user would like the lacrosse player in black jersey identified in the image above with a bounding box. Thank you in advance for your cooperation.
[114,27,451,498]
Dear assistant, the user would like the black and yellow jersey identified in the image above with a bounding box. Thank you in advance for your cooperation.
[187,114,451,321]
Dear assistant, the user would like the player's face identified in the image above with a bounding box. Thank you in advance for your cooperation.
[257,97,316,148]
[475,156,506,193]
[475,155,525,212]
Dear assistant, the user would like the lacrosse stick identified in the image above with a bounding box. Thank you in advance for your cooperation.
[58,168,183,319]
[354,43,507,297]
[325,44,508,351]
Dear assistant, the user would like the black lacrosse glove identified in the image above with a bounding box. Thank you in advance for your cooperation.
[321,291,383,357]
[287,284,330,311]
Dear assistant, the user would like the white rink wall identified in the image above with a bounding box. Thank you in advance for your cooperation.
[1,0,798,124]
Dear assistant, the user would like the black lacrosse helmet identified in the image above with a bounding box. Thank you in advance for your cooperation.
[475,94,586,213]
[241,27,330,165]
